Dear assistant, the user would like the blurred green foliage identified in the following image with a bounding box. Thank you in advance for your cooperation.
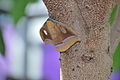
[110,5,119,26]
[0,0,37,55]
[0,28,5,55]
[113,43,120,72]
[10,0,37,24]
[110,4,120,72]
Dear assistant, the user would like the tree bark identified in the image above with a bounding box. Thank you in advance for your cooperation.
[44,0,118,80]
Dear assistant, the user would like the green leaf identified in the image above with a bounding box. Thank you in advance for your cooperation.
[113,43,120,72]
[0,28,5,55]
[109,5,119,26]
[10,0,37,24]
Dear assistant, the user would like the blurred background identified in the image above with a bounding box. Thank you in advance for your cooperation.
[0,0,119,80]
[0,0,60,80]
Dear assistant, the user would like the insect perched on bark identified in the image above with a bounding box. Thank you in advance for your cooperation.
[40,18,79,52]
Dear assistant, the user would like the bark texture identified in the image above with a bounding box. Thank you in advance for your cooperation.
[44,0,117,80]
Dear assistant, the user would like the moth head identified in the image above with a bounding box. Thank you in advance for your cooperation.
[40,18,79,52]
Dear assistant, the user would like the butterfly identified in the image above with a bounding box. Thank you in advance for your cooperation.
[40,18,79,52]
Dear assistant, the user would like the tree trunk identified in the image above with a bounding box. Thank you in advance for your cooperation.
[44,0,118,80]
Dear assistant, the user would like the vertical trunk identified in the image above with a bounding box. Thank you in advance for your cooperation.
[44,0,117,80]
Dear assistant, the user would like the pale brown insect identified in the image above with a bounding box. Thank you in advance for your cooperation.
[40,18,80,52]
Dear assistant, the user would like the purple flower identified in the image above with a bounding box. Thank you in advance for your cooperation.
[42,44,60,80]
[110,70,120,80]
[0,25,14,80]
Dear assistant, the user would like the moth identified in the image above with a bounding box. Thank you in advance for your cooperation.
[40,18,79,52]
